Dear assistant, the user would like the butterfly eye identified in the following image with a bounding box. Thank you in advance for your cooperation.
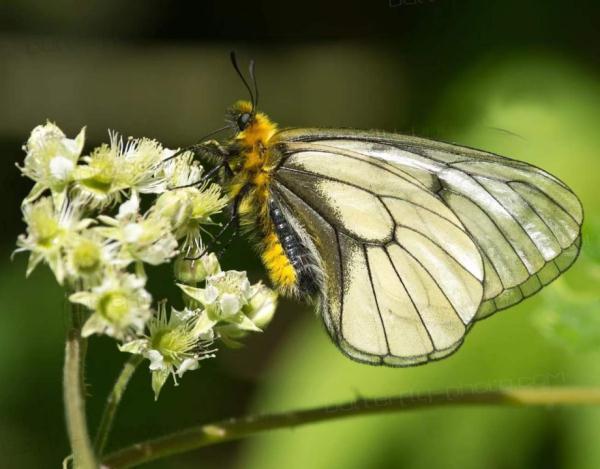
[237,112,251,131]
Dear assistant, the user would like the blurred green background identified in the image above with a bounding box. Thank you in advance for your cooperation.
[1,0,599,467]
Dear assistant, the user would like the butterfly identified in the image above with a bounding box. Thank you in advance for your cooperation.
[181,53,583,366]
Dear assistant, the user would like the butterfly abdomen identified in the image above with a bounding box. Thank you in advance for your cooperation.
[263,203,320,297]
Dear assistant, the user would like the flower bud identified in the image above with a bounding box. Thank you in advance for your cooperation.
[174,252,220,284]
[244,284,278,330]
[153,190,193,231]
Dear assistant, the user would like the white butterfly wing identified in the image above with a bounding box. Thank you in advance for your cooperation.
[272,129,583,366]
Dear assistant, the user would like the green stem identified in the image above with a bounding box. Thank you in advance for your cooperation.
[94,355,144,455]
[64,303,98,468]
[102,386,600,468]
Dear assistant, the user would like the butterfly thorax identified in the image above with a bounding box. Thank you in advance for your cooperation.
[225,101,279,215]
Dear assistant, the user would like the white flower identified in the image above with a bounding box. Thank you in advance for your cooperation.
[119,302,215,399]
[158,149,203,189]
[217,283,278,345]
[70,270,152,339]
[178,270,262,332]
[152,183,227,250]
[208,271,252,301]
[15,196,94,284]
[18,121,85,206]
[64,230,117,282]
[96,196,178,267]
[15,121,280,398]
[123,136,169,194]
[149,157,227,256]
[74,132,166,206]
[73,144,124,206]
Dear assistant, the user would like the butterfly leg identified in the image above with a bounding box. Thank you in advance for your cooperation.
[185,184,249,260]
[171,140,232,189]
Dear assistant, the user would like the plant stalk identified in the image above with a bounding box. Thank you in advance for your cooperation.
[102,386,600,468]
[64,303,98,468]
[94,355,144,455]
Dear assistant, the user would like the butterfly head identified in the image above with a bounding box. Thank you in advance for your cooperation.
[227,100,254,132]
[227,100,278,148]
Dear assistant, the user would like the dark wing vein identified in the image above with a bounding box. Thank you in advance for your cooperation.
[395,241,469,327]
[440,187,530,274]
[382,248,437,352]
[363,244,390,354]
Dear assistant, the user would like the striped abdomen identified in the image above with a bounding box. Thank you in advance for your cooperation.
[264,202,319,297]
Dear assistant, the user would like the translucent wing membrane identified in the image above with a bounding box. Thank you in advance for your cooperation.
[273,129,583,365]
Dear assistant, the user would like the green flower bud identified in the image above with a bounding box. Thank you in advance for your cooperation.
[244,283,278,329]
[174,252,221,284]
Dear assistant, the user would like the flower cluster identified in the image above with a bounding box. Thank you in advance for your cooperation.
[16,122,277,398]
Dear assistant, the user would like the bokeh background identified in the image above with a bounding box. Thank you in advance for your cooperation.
[1,0,599,467]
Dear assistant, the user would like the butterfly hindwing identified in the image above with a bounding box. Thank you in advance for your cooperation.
[272,142,484,365]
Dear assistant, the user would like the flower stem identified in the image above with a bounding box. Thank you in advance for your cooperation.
[64,302,98,468]
[102,386,600,468]
[94,354,144,455]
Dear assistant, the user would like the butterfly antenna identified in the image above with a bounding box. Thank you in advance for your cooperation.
[248,59,259,110]
[230,51,255,111]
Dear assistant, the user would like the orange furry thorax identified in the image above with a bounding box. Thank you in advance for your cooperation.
[227,101,279,197]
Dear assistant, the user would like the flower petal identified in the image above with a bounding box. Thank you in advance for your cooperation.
[176,358,199,377]
[219,293,241,317]
[147,349,165,371]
